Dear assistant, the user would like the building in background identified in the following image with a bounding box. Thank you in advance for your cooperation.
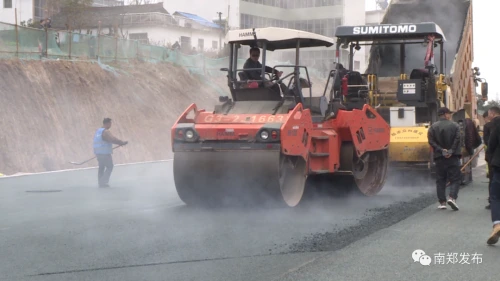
[0,0,33,24]
[0,0,124,26]
[49,3,224,53]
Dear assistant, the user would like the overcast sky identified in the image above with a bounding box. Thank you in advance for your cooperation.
[470,1,496,101]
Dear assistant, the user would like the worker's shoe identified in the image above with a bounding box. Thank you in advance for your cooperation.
[99,183,110,188]
[447,197,459,211]
[487,224,500,245]
[438,202,447,209]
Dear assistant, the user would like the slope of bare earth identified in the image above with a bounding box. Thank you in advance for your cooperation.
[0,59,328,175]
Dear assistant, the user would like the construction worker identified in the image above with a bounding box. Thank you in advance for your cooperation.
[483,110,494,209]
[93,118,128,187]
[427,107,462,210]
[243,47,283,81]
[485,106,500,244]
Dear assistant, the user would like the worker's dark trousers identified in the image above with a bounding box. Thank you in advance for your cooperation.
[488,163,493,203]
[96,154,114,186]
[435,155,461,203]
[489,168,500,224]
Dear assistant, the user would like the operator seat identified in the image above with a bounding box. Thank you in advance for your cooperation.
[343,71,369,111]
[409,68,430,80]
[345,71,369,97]
[234,71,282,101]
[238,71,248,81]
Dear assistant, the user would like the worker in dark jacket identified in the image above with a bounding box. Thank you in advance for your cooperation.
[243,47,283,81]
[93,118,128,187]
[427,107,461,210]
[485,106,500,244]
[243,47,289,96]
[483,110,494,209]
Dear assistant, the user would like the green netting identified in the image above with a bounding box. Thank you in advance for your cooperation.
[97,35,117,60]
[0,23,17,59]
[0,22,64,59]
[117,37,138,60]
[0,21,326,77]
[137,44,168,62]
[56,31,95,59]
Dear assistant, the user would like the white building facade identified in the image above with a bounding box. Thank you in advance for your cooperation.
[92,12,224,52]
[0,0,33,25]
[47,3,224,53]
[0,0,123,26]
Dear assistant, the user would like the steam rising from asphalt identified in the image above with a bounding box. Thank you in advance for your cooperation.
[1,156,442,279]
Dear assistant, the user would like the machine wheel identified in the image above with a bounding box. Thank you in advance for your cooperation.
[340,142,389,196]
[277,154,307,207]
[172,151,307,208]
[173,154,206,207]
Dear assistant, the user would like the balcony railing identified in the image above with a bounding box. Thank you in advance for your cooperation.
[119,12,222,32]
[91,0,124,7]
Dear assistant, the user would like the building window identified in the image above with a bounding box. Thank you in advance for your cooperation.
[198,38,204,50]
[4,0,12,8]
[129,33,148,45]
[212,41,218,49]
[180,36,191,51]
[33,0,46,21]
[354,60,360,71]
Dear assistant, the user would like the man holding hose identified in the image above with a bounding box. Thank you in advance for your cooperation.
[93,118,128,187]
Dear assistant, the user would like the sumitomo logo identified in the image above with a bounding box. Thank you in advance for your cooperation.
[239,31,255,37]
[353,24,418,35]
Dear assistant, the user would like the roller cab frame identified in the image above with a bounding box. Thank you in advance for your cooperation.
[333,22,483,183]
[171,27,391,208]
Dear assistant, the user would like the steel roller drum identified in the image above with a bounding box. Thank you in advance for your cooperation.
[173,150,307,208]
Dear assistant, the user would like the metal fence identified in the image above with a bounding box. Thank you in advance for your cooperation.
[0,21,326,77]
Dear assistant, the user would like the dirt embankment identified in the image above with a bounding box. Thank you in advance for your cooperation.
[0,59,329,175]
[0,59,226,175]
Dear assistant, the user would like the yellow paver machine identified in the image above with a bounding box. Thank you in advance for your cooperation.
[333,17,486,185]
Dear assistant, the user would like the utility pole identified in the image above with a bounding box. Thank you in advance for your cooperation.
[216,12,222,52]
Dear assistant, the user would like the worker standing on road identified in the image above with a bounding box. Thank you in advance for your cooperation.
[485,106,500,244]
[483,110,495,209]
[93,118,128,188]
[427,107,462,210]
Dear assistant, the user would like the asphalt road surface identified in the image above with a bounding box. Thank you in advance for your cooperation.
[0,154,493,281]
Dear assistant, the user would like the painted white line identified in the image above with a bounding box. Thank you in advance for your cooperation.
[140,202,185,212]
[0,150,487,180]
[0,159,173,179]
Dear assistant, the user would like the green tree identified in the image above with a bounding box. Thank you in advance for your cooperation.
[486,100,500,109]
[19,19,36,28]
[478,98,500,115]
